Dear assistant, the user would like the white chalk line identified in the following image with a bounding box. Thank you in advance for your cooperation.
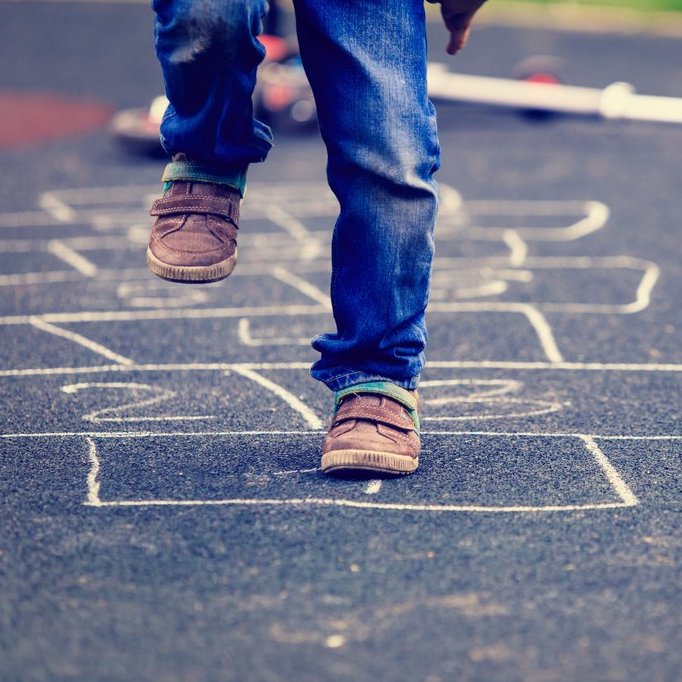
[84,498,636,513]
[429,360,682,372]
[4,430,680,440]
[0,303,329,326]
[47,240,98,277]
[0,235,134,253]
[520,305,564,362]
[117,281,210,310]
[273,467,320,476]
[457,200,610,242]
[521,255,656,269]
[228,367,324,430]
[580,435,639,507]
[364,480,383,495]
[0,271,85,286]
[0,261,319,286]
[0,239,53,253]
[422,378,520,396]
[502,229,528,267]
[270,267,332,309]
[29,318,134,366]
[77,416,214,423]
[0,362,309,378]
[237,318,310,347]
[39,193,77,223]
[0,268,150,287]
[524,201,610,241]
[264,205,322,260]
[90,213,152,231]
[1,359,681,378]
[431,279,508,300]
[85,437,101,506]
[475,266,533,279]
[0,211,64,228]
[428,302,564,363]
[4,430,322,439]
[423,399,563,421]
[30,185,158,203]
[630,262,661,314]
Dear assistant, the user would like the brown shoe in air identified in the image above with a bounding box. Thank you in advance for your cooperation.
[147,176,240,284]
[321,382,420,475]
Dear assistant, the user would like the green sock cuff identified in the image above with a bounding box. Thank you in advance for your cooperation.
[334,381,420,431]
[162,160,247,197]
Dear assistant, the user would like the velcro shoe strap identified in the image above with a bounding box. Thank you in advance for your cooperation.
[333,398,417,432]
[334,381,419,432]
[150,195,238,222]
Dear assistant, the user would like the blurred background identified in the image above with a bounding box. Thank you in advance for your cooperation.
[2,0,682,188]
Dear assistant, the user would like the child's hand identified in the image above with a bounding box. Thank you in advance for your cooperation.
[436,0,488,55]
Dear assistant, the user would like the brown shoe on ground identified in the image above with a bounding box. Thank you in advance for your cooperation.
[321,381,420,475]
[147,175,240,284]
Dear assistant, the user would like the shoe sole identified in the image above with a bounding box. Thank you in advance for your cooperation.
[321,449,418,475]
[146,247,237,284]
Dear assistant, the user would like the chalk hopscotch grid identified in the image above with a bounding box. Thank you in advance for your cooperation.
[0,182,679,512]
[0,184,662,367]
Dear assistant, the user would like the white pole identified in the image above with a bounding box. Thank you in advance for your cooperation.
[426,63,682,125]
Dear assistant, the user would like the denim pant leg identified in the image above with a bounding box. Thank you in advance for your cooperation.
[293,0,441,392]
[153,0,273,170]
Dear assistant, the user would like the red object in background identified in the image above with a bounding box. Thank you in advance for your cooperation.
[523,73,562,85]
[257,34,290,62]
[0,91,112,149]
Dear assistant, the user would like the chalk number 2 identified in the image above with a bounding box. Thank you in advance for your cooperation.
[61,382,214,423]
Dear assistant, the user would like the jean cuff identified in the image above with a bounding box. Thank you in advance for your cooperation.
[162,160,248,197]
[315,369,419,393]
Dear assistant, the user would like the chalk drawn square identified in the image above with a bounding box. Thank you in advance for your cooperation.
[84,433,637,513]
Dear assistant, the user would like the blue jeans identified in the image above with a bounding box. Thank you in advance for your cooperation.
[153,0,441,391]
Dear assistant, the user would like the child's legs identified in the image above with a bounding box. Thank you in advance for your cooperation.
[293,0,441,391]
[153,0,273,170]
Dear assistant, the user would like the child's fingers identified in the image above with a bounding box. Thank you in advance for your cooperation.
[444,12,474,55]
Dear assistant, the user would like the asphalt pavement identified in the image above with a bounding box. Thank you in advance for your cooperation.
[1,2,681,681]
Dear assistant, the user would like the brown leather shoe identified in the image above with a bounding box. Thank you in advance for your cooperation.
[321,382,420,475]
[147,177,240,284]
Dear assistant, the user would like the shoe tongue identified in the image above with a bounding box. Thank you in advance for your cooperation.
[188,181,222,195]
[341,393,382,408]
[165,180,226,197]
[165,182,188,197]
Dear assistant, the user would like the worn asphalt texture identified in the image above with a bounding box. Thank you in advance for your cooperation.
[1,3,681,681]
